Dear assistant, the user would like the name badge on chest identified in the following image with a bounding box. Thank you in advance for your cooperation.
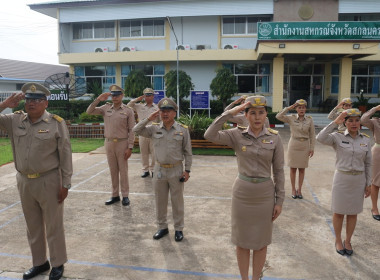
[262,139,273,144]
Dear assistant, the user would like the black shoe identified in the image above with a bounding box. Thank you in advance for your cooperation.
[49,265,64,280]
[122,197,130,206]
[291,194,297,199]
[105,196,120,205]
[153,228,169,240]
[175,230,184,242]
[141,171,150,178]
[372,211,380,221]
[23,260,50,279]
[297,194,303,199]
[335,242,345,256]
[151,172,154,178]
[343,241,353,256]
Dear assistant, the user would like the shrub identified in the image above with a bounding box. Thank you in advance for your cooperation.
[178,112,214,140]
[79,112,104,123]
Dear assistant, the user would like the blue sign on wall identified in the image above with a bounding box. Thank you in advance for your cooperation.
[154,90,165,104]
[190,91,209,109]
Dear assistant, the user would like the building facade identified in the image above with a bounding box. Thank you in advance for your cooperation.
[29,0,380,112]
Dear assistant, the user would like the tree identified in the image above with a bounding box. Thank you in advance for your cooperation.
[124,69,152,98]
[210,68,238,109]
[164,70,194,110]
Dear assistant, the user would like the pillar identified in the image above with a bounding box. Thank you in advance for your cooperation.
[338,58,352,101]
[272,57,284,112]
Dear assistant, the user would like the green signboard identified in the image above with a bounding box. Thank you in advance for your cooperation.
[258,22,380,40]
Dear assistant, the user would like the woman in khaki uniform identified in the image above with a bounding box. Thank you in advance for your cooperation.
[276,99,315,199]
[205,96,285,280]
[361,104,380,221]
[317,109,371,256]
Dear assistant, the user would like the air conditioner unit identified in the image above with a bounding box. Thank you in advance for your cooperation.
[223,44,239,50]
[94,47,108,52]
[176,44,190,50]
[196,44,206,50]
[122,46,137,52]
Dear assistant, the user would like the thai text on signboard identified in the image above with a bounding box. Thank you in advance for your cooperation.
[258,21,380,40]
[190,91,210,109]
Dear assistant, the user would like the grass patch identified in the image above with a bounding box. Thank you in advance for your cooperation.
[0,137,234,166]
[0,138,13,166]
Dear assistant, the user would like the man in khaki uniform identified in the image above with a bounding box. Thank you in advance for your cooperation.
[0,83,72,280]
[328,97,353,131]
[86,85,135,206]
[133,97,192,242]
[127,88,159,178]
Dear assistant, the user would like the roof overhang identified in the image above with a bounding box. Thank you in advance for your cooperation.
[256,41,380,62]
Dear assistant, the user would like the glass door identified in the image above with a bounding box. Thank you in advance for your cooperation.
[311,76,324,108]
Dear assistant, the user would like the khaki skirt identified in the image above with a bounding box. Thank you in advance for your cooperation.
[287,137,310,168]
[331,171,366,215]
[372,144,380,187]
[231,177,275,250]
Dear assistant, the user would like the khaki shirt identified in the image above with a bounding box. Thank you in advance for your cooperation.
[328,107,346,131]
[276,107,316,150]
[127,98,160,124]
[86,100,135,148]
[224,103,270,128]
[316,121,372,186]
[361,107,380,144]
[133,118,192,171]
[204,111,285,206]
[0,109,73,185]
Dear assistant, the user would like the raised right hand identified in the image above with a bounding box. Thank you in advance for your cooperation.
[2,92,24,108]
[148,110,160,121]
[97,92,111,101]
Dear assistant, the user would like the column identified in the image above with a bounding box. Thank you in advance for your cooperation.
[272,57,284,112]
[338,58,352,101]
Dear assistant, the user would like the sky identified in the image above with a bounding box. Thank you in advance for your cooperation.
[0,0,61,65]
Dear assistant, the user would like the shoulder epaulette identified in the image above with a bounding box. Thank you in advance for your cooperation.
[179,123,188,129]
[106,102,112,105]
[152,122,160,125]
[52,114,63,123]
[307,115,313,119]
[361,133,370,138]
[338,130,345,134]
[237,125,247,130]
[267,128,278,134]
[14,110,23,114]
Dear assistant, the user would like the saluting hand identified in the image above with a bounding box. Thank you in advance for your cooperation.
[334,111,347,125]
[229,102,248,116]
[309,150,314,158]
[375,104,380,111]
[97,92,111,101]
[58,186,68,203]
[2,92,24,108]
[148,110,160,121]
[290,102,298,110]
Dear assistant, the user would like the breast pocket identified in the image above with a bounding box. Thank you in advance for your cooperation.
[169,134,183,149]
[34,132,56,152]
[14,129,27,144]
[152,133,164,148]
[259,141,275,160]
[338,142,352,152]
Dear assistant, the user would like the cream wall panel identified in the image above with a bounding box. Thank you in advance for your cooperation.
[339,0,380,13]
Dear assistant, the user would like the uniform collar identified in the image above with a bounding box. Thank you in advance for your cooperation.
[26,110,50,124]
[159,120,178,130]
[343,129,363,138]
[243,126,268,138]
[111,103,126,110]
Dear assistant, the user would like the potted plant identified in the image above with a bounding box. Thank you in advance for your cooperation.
[356,89,371,113]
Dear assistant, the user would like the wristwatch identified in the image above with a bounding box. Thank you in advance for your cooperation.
[63,184,72,190]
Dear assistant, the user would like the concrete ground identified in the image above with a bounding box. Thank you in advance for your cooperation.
[0,127,379,280]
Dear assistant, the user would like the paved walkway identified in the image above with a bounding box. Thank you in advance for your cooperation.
[0,128,379,280]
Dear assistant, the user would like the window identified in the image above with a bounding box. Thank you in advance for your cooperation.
[351,64,380,94]
[73,22,115,40]
[120,19,164,38]
[223,63,270,93]
[74,65,116,92]
[121,64,165,90]
[339,14,380,21]
[222,16,271,35]
[331,63,339,94]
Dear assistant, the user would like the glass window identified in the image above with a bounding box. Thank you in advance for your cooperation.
[238,76,255,93]
[313,64,325,74]
[82,23,93,39]
[234,17,246,34]
[352,65,368,75]
[85,66,105,76]
[131,20,141,37]
[143,20,154,37]
[222,18,234,34]
[106,66,115,76]
[121,65,132,75]
[121,64,165,90]
[331,63,340,75]
[154,20,164,36]
[74,66,85,76]
[154,65,165,75]
[235,64,257,74]
[331,77,339,94]
[120,21,131,37]
[73,24,81,40]
[94,22,105,38]
[104,22,115,38]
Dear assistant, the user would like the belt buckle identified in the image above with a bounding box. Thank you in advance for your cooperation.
[252,178,258,183]
[27,173,40,179]
[113,139,118,142]
[300,138,304,141]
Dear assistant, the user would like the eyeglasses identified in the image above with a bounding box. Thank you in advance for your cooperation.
[25,98,47,104]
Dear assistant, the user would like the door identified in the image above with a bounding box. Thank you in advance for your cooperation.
[311,76,324,108]
[290,76,311,107]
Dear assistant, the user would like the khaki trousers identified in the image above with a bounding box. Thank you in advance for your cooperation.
[153,165,184,231]
[105,139,130,197]
[16,169,67,267]
[139,136,155,172]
